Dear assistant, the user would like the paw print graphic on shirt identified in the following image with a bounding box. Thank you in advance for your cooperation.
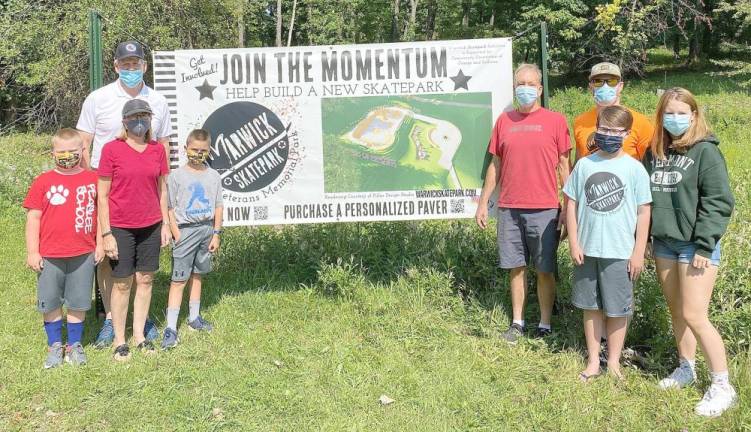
[46,185,69,205]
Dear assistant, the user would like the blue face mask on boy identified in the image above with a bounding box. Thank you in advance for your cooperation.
[594,84,617,105]
[663,113,691,136]
[594,132,624,153]
[119,69,144,88]
[515,85,538,107]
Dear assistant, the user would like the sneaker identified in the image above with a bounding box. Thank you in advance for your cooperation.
[65,342,87,366]
[137,340,156,355]
[501,323,525,343]
[94,319,114,349]
[44,342,64,369]
[161,328,179,350]
[144,318,159,342]
[695,383,737,417]
[187,315,213,332]
[532,327,552,339]
[659,363,696,390]
[113,344,131,362]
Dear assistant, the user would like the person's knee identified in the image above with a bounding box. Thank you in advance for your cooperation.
[536,271,555,283]
[135,272,154,287]
[682,308,710,330]
[510,266,526,277]
[113,279,131,293]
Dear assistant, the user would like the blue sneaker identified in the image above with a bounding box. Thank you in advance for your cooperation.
[187,316,213,332]
[94,319,114,349]
[161,328,179,350]
[144,318,158,342]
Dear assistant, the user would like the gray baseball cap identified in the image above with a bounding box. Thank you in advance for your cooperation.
[115,41,145,61]
[122,99,153,118]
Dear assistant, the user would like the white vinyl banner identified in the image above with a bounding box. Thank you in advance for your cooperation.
[159,38,512,226]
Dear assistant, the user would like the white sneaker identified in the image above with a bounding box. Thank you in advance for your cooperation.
[695,383,738,417]
[658,364,696,389]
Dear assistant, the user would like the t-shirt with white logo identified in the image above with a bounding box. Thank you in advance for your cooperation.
[563,152,652,259]
[23,170,98,258]
[76,81,172,168]
[168,165,223,225]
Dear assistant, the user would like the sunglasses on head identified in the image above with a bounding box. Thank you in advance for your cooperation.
[590,78,620,88]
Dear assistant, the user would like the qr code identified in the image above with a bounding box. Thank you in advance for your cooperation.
[450,199,464,214]
[254,206,268,221]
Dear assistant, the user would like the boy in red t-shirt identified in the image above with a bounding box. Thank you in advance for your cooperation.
[24,128,103,369]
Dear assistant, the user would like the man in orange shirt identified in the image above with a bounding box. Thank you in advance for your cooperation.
[573,62,654,162]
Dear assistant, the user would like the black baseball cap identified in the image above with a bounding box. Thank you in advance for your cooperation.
[115,41,145,61]
[122,99,153,118]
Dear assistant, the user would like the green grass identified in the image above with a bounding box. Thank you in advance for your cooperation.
[1,64,750,431]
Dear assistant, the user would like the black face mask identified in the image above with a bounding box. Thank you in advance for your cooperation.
[594,133,624,153]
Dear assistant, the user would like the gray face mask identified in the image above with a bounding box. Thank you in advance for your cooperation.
[125,118,149,137]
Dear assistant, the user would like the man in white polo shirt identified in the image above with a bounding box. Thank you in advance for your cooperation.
[78,40,172,169]
[77,40,172,347]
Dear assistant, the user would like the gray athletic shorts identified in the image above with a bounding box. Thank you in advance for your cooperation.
[496,207,559,273]
[572,256,633,317]
[171,222,213,282]
[37,253,95,313]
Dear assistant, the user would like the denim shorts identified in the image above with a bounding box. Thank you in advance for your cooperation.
[652,237,721,266]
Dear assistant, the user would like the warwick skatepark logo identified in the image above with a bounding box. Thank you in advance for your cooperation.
[203,101,290,193]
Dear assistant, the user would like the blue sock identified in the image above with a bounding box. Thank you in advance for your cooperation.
[67,321,84,345]
[43,320,63,346]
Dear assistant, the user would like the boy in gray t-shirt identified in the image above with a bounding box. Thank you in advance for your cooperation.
[162,129,224,349]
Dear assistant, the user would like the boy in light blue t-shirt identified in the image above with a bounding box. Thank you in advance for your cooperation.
[563,106,652,381]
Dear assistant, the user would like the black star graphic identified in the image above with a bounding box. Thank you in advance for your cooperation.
[449,69,472,91]
[195,79,217,100]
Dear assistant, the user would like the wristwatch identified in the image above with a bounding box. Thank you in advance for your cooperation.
[213,229,223,236]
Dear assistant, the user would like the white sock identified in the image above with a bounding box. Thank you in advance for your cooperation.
[679,357,696,371]
[188,301,200,322]
[711,370,730,387]
[166,308,180,331]
[537,322,551,330]
[512,319,525,328]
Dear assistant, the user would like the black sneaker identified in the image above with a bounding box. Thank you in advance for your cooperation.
[501,323,525,343]
[533,327,552,339]
[137,340,156,355]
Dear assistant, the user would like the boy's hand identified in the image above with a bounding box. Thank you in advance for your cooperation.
[475,203,488,229]
[160,224,172,248]
[26,252,43,272]
[104,235,118,261]
[172,227,181,243]
[94,244,105,264]
[209,234,220,253]
[569,242,584,266]
[628,252,645,281]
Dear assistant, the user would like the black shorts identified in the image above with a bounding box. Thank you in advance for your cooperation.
[110,223,161,278]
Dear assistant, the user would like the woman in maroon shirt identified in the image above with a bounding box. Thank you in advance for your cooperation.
[98,99,170,361]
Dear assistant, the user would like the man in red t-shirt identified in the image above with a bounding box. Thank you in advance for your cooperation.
[24,129,103,369]
[475,63,571,343]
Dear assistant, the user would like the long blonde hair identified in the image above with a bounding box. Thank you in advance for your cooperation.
[650,87,710,160]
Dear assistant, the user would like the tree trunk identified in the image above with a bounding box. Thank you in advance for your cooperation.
[672,32,680,60]
[409,0,418,37]
[424,0,436,40]
[238,11,245,47]
[462,0,471,30]
[275,0,283,47]
[287,0,297,46]
[391,0,401,42]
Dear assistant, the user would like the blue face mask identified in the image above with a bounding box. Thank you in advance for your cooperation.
[594,132,624,153]
[119,69,144,88]
[125,118,150,137]
[593,84,617,105]
[515,85,538,107]
[663,113,691,136]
